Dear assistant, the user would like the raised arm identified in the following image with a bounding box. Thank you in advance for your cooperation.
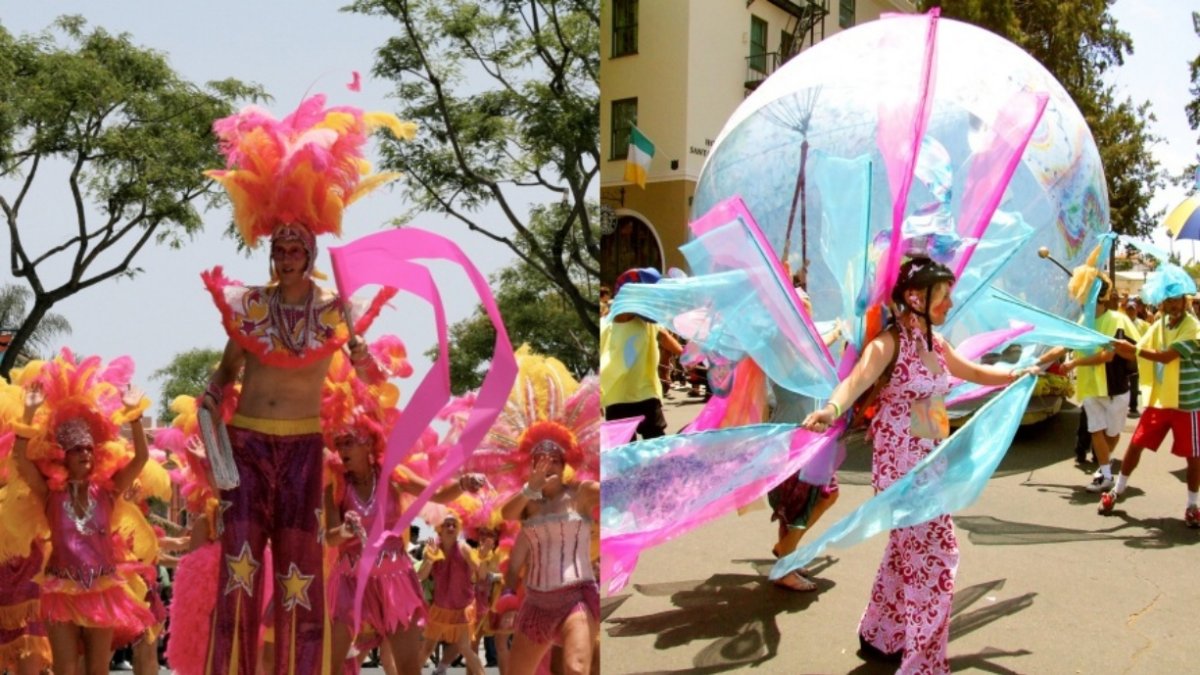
[112,386,150,494]
[12,386,48,503]
[502,455,553,522]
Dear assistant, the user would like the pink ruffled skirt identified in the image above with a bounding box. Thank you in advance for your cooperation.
[40,573,155,647]
[516,582,599,645]
[331,551,426,636]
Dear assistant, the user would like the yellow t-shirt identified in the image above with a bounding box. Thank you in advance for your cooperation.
[1138,313,1200,409]
[1075,310,1141,400]
[600,318,663,408]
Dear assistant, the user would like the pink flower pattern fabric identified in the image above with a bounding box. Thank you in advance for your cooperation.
[860,325,956,674]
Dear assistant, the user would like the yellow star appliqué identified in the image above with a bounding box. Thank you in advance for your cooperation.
[224,541,259,597]
[277,562,315,612]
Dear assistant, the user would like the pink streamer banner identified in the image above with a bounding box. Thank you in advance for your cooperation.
[682,395,729,433]
[601,417,643,450]
[946,323,1035,406]
[871,9,940,307]
[600,422,843,594]
[952,90,1049,277]
[689,196,837,372]
[329,228,516,630]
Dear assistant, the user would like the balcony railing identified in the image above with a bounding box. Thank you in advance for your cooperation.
[745,52,782,91]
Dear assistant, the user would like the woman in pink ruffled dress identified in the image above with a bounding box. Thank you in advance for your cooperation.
[12,360,156,675]
[325,421,484,675]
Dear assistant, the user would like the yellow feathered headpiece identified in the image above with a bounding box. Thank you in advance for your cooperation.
[1068,242,1112,305]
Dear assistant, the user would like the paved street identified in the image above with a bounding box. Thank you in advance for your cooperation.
[602,392,1200,673]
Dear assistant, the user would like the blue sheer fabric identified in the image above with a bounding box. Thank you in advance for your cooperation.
[771,374,1037,578]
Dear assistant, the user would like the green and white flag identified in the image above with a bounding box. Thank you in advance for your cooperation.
[624,126,655,188]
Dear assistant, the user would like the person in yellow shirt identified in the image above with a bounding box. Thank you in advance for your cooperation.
[1040,277,1140,492]
[1104,266,1200,526]
[600,269,683,439]
[1123,298,1151,417]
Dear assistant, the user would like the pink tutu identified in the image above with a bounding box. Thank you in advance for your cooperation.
[40,573,156,647]
[166,542,220,675]
[515,582,599,645]
[331,550,426,636]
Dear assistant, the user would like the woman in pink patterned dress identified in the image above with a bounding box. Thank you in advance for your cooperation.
[802,256,1035,673]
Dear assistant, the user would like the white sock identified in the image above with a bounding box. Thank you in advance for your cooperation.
[1100,464,1112,480]
[1114,474,1129,494]
[1189,491,1199,508]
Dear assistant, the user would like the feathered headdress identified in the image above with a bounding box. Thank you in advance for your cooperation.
[206,94,417,248]
[465,346,599,495]
[12,349,149,492]
[321,334,414,466]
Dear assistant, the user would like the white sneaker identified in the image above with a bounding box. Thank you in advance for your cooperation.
[1086,475,1114,493]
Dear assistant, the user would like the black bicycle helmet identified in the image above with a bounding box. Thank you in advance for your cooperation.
[891,256,956,349]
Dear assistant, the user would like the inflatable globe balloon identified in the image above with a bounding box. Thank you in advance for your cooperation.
[693,11,1108,343]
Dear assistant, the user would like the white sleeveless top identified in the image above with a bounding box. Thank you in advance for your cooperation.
[520,510,594,591]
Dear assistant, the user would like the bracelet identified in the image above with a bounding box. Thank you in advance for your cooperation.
[520,483,542,501]
[826,401,842,418]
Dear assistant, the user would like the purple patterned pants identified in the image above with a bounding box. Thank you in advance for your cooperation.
[206,419,325,675]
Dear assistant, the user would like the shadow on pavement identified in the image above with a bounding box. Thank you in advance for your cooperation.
[956,513,1200,549]
[948,579,1036,641]
[601,594,631,621]
[605,559,840,674]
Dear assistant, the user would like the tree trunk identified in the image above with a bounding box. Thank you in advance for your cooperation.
[0,295,54,380]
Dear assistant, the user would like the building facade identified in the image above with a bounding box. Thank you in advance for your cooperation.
[599,0,916,284]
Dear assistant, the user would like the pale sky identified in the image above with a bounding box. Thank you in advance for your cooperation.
[1,1,527,414]
[1108,0,1200,259]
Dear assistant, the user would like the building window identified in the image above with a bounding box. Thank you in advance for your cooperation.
[601,216,663,288]
[610,98,638,160]
[839,0,855,29]
[749,16,768,73]
[780,29,794,60]
[612,0,638,57]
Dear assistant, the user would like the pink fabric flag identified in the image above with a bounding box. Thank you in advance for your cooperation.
[329,228,516,630]
[871,9,940,307]
[601,417,643,450]
[600,421,842,593]
[951,90,1049,277]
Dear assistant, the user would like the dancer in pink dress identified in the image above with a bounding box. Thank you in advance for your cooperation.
[501,424,600,675]
[11,354,156,675]
[321,344,484,675]
[802,257,1037,673]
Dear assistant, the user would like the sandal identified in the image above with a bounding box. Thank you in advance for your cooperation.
[773,570,817,592]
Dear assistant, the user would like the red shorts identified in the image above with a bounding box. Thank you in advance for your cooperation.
[1129,407,1200,458]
